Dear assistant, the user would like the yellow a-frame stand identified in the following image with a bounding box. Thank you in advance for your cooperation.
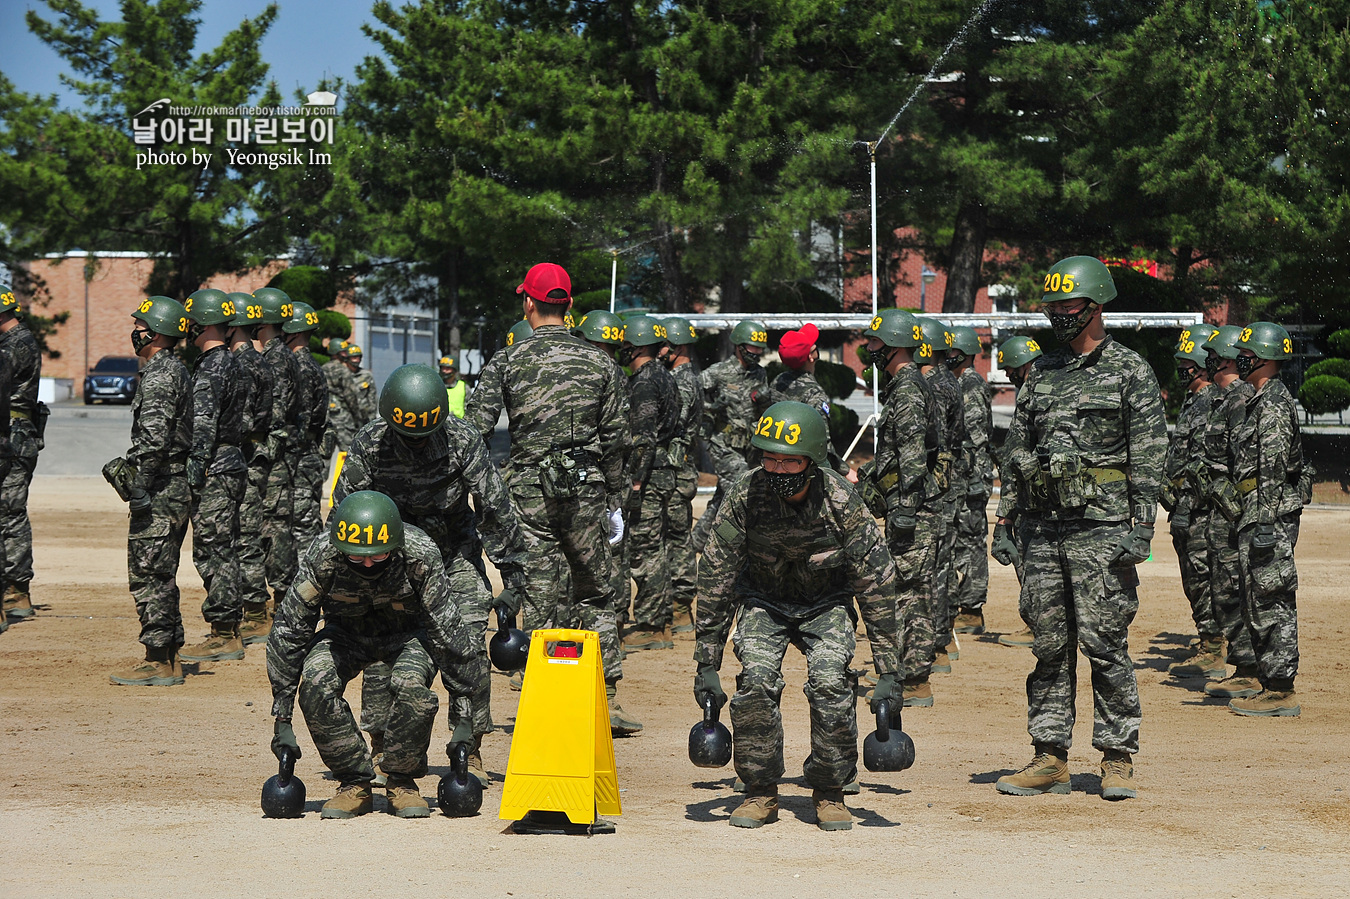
[499,629,621,830]
[326,451,347,507]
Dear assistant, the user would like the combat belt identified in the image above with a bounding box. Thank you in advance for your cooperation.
[1026,449,1127,511]
[538,447,597,502]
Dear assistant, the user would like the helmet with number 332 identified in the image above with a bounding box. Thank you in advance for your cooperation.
[379,363,448,437]
[329,490,405,556]
[730,320,769,349]
[751,400,830,464]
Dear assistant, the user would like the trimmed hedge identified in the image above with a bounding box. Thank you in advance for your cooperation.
[1299,375,1350,415]
[1305,358,1350,383]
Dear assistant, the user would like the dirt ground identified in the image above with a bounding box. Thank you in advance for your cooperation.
[3,477,1349,899]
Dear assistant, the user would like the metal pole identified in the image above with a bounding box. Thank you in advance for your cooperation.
[869,143,879,455]
[610,249,619,313]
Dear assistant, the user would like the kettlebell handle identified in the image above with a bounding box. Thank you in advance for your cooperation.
[453,741,470,782]
[702,693,718,727]
[875,699,891,742]
[496,604,512,634]
[278,747,296,785]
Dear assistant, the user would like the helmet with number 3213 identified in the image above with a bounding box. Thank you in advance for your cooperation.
[329,490,405,556]
[379,363,448,437]
[751,400,830,464]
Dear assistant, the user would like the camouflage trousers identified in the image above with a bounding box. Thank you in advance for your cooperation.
[237,456,271,606]
[892,511,939,685]
[128,474,191,649]
[1018,518,1141,755]
[259,454,297,600]
[192,470,245,626]
[692,438,748,553]
[669,466,699,616]
[730,603,858,791]
[1206,510,1255,668]
[298,630,439,782]
[0,421,40,588]
[1170,506,1220,640]
[951,493,990,610]
[291,451,326,547]
[628,471,675,630]
[361,552,496,738]
[509,479,622,683]
[1238,513,1300,690]
[930,499,959,640]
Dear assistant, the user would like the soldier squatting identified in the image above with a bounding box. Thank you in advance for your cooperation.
[1,254,1309,825]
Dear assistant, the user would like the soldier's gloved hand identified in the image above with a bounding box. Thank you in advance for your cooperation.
[693,665,726,711]
[991,522,1020,567]
[1252,522,1278,555]
[495,588,520,621]
[186,458,206,491]
[889,516,917,549]
[128,486,152,513]
[622,485,643,516]
[869,672,899,714]
[606,508,625,546]
[271,719,302,761]
[1109,523,1154,565]
[448,720,474,752]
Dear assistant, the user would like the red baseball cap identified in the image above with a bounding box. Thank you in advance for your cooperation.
[516,263,573,304]
[778,324,819,370]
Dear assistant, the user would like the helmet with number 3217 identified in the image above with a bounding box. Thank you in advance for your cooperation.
[751,400,830,464]
[1235,321,1293,361]
[329,490,405,556]
[379,363,448,437]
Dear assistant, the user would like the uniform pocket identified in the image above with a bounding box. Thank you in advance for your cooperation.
[1075,395,1125,453]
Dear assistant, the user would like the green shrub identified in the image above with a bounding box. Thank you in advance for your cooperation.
[267,265,338,309]
[1305,358,1350,383]
[1327,328,1350,359]
[827,402,861,454]
[1299,375,1350,416]
[815,360,857,401]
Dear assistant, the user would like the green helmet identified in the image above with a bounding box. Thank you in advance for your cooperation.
[1236,321,1293,361]
[621,314,668,347]
[379,363,448,437]
[730,320,769,349]
[283,301,320,334]
[663,316,697,346]
[947,326,981,358]
[916,317,951,363]
[506,320,533,347]
[252,287,294,325]
[0,284,19,313]
[996,335,1044,370]
[865,308,922,349]
[227,291,262,327]
[132,296,189,340]
[751,401,830,464]
[327,337,350,356]
[1174,327,1211,366]
[1201,324,1245,360]
[184,288,235,327]
[329,490,405,557]
[575,310,624,346]
[1041,255,1117,305]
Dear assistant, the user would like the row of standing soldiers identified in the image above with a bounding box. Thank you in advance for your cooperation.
[0,285,46,632]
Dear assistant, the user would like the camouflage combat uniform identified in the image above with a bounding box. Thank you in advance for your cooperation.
[952,367,994,612]
[292,348,330,546]
[335,415,531,738]
[267,526,478,781]
[321,358,359,455]
[126,350,194,650]
[623,359,680,632]
[351,365,377,426]
[0,348,12,629]
[1230,378,1304,692]
[188,344,247,626]
[668,361,705,620]
[233,340,275,609]
[695,467,900,790]
[466,323,629,685]
[999,336,1166,755]
[769,368,849,476]
[1200,379,1257,668]
[693,356,768,551]
[1165,382,1222,643]
[923,363,968,644]
[0,320,43,599]
[259,337,302,597]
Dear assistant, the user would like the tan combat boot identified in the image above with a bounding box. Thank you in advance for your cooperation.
[321,781,373,819]
[932,650,952,674]
[813,789,853,831]
[954,608,985,634]
[1170,637,1226,678]
[996,748,1071,796]
[180,622,246,662]
[508,669,524,692]
[607,684,643,736]
[728,786,779,829]
[1229,689,1300,717]
[902,680,934,708]
[467,735,490,787]
[671,605,695,634]
[1204,666,1262,699]
[369,731,387,787]
[3,584,34,620]
[998,626,1034,647]
[385,775,430,818]
[622,627,673,651]
[1100,750,1137,800]
[109,646,184,686]
[238,602,272,646]
[945,635,960,662]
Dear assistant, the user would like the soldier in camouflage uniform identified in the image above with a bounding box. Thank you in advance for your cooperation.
[854,309,941,708]
[337,363,531,785]
[1161,328,1226,679]
[616,316,681,651]
[695,401,901,832]
[0,328,13,633]
[0,287,44,622]
[322,338,359,456]
[345,345,378,427]
[994,256,1165,801]
[660,316,704,634]
[774,324,850,476]
[947,327,994,635]
[177,290,249,664]
[466,263,640,734]
[286,303,330,547]
[1223,322,1306,717]
[108,297,194,686]
[692,320,770,552]
[253,288,303,603]
[268,490,479,818]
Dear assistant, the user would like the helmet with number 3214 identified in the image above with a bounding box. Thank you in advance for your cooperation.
[751,400,829,464]
[379,363,448,437]
[329,490,405,556]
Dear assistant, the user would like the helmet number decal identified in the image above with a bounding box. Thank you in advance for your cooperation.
[912,325,923,341]
[1025,339,1041,352]
[654,324,668,339]
[997,350,1004,365]
[280,303,294,319]
[221,300,237,317]
[138,299,155,313]
[184,298,193,311]
[246,303,262,319]
[870,316,883,332]
[178,317,188,333]
[917,342,932,359]
[755,415,802,445]
[944,331,954,347]
[336,519,391,546]
[305,311,319,326]
[1283,337,1293,354]
[1043,273,1076,293]
[751,330,767,343]
[390,405,441,430]
[601,325,622,341]
[0,290,15,307]
[1179,338,1196,353]
[506,332,515,345]
[1240,327,1253,343]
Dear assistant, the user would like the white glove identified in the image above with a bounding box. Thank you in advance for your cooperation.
[607,508,625,545]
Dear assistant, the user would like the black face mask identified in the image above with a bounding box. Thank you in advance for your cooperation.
[766,468,812,499]
[1235,354,1262,379]
[1176,365,1199,387]
[1204,352,1222,377]
[944,353,965,371]
[1046,303,1098,342]
[187,323,206,344]
[861,344,895,370]
[617,344,639,367]
[131,328,156,353]
[345,555,394,579]
[739,348,764,368]
[1007,371,1026,391]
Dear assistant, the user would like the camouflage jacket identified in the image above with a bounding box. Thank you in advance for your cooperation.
[871,363,940,523]
[924,364,969,496]
[998,335,1167,524]
[466,324,628,495]
[1231,377,1304,526]
[1199,379,1254,480]
[189,344,246,474]
[351,366,377,425]
[322,359,358,446]
[700,356,768,457]
[1165,382,1220,511]
[267,525,478,720]
[0,321,41,417]
[959,368,994,496]
[670,362,704,471]
[625,360,680,489]
[293,347,329,453]
[128,349,192,488]
[334,415,529,581]
[231,341,273,444]
[695,466,900,675]
[260,338,301,456]
[770,369,830,419]
[0,346,11,456]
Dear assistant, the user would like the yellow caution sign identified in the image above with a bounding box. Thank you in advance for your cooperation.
[499,629,620,825]
[326,451,347,507]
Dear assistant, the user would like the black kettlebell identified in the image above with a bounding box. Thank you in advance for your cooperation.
[261,747,306,818]
[688,694,733,768]
[437,742,484,817]
[488,604,530,672]
[862,699,915,773]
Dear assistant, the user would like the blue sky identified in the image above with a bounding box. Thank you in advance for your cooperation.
[3,0,384,106]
